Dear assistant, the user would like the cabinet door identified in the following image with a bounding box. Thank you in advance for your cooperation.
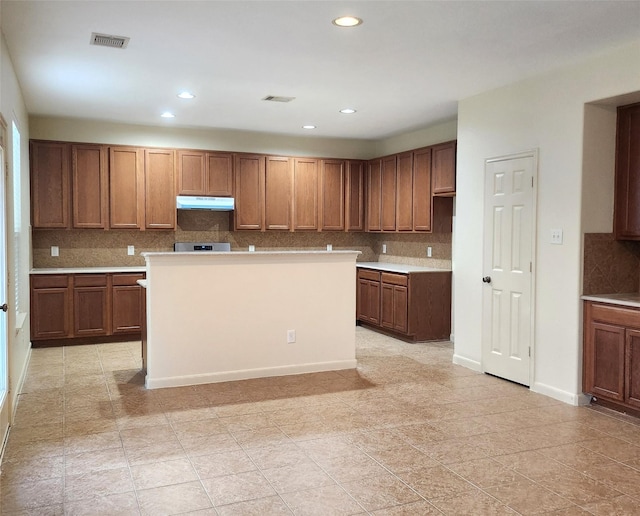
[206,152,234,196]
[234,154,264,230]
[380,282,394,329]
[112,274,144,334]
[319,159,345,231]
[72,144,108,229]
[367,280,380,325]
[381,156,397,231]
[392,285,408,333]
[293,158,319,230]
[346,161,365,232]
[73,275,109,337]
[588,322,626,401]
[110,147,144,229]
[614,103,640,239]
[30,275,72,340]
[367,159,382,231]
[177,150,206,195]
[396,152,413,231]
[145,148,175,229]
[265,156,293,230]
[432,141,456,196]
[412,147,432,232]
[626,329,640,408]
[30,141,70,228]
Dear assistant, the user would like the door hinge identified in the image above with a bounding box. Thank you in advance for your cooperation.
[531,177,534,188]
[528,347,531,357]
[530,262,532,273]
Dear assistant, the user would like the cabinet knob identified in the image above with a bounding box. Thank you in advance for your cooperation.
[482,276,492,284]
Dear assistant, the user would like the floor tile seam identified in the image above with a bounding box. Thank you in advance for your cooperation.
[573,440,640,465]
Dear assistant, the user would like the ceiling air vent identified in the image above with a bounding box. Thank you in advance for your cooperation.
[90,32,130,49]
[262,95,295,103]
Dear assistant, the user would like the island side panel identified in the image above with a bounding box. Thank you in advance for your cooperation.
[144,252,358,388]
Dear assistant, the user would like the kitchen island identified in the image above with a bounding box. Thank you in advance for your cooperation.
[142,250,360,389]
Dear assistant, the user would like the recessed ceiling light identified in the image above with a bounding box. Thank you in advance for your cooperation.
[177,91,195,99]
[332,16,363,27]
[340,108,357,114]
[161,112,175,118]
[302,125,316,130]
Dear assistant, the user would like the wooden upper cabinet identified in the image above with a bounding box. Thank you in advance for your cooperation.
[320,159,345,231]
[265,156,293,230]
[207,152,234,196]
[234,154,265,230]
[30,141,70,228]
[72,144,108,229]
[110,146,144,229]
[432,140,457,196]
[177,150,206,195]
[614,103,640,240]
[381,155,397,231]
[346,160,365,232]
[367,159,382,231]
[293,158,319,231]
[145,148,175,229]
[396,152,413,231]
[413,147,432,232]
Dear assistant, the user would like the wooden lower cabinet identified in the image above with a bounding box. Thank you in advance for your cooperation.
[112,274,144,334]
[73,274,109,337]
[584,301,640,411]
[31,272,145,344]
[356,268,451,342]
[30,275,72,339]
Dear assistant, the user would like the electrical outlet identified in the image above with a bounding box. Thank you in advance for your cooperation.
[249,245,255,252]
[287,329,296,343]
[326,244,332,251]
[550,229,563,245]
[427,246,432,257]
[127,245,135,256]
[382,244,387,254]
[51,246,59,257]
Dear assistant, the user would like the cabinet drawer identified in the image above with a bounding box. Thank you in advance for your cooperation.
[590,303,640,328]
[358,269,380,282]
[74,274,107,287]
[112,273,145,286]
[381,272,408,286]
[31,275,69,289]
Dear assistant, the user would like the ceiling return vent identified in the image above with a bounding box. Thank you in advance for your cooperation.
[90,32,130,49]
[262,95,296,103]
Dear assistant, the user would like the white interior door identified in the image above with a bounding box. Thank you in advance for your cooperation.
[482,152,536,386]
[0,148,9,443]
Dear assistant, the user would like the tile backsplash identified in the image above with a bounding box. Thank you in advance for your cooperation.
[32,210,452,269]
[583,232,640,295]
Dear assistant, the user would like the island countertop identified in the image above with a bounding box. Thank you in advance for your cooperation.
[582,293,640,309]
[356,262,451,274]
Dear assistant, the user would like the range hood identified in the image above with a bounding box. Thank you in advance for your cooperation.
[176,196,234,211]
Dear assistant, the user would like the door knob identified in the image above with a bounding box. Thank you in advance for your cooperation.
[482,276,492,284]
[0,303,7,312]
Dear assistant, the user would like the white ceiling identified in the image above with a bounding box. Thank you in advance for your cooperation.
[2,1,639,140]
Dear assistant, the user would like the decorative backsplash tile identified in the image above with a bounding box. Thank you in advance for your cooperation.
[583,233,640,295]
[32,210,452,269]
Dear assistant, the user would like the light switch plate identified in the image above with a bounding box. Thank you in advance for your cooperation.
[550,229,563,245]
[249,245,255,252]
[427,246,432,257]
[327,244,332,251]
[127,245,135,256]
[51,246,59,257]
[382,244,387,254]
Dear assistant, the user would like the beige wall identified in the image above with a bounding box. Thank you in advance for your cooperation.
[454,39,640,404]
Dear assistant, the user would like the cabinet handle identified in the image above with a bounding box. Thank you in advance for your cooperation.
[482,276,492,284]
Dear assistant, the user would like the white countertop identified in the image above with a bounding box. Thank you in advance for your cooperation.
[142,250,361,257]
[356,262,451,274]
[31,266,146,274]
[582,293,640,309]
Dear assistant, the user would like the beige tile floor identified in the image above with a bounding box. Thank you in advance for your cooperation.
[1,327,640,515]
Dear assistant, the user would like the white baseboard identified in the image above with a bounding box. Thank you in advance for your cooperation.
[531,381,587,406]
[452,354,482,372]
[145,359,358,389]
[12,345,32,419]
